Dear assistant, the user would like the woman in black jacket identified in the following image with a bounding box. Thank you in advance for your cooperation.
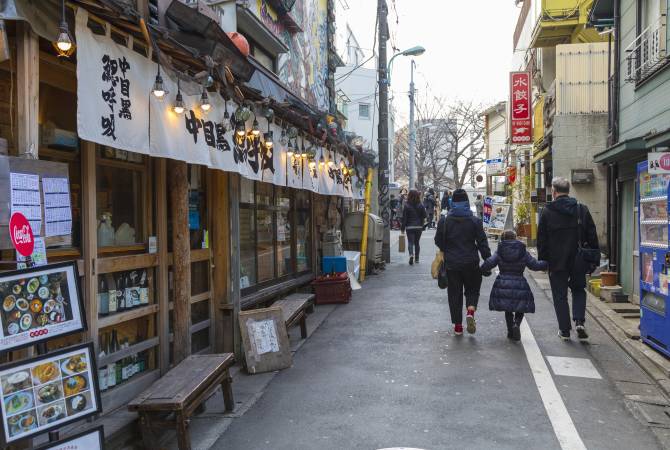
[401,190,427,265]
[435,189,491,335]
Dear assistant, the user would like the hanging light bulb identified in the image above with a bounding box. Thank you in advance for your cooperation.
[152,66,166,99]
[53,0,75,57]
[264,132,273,149]
[172,79,185,114]
[235,121,246,138]
[222,104,232,133]
[200,88,211,112]
[309,160,316,170]
[319,154,325,168]
[251,119,260,137]
[301,138,308,158]
[280,128,289,146]
[287,139,295,158]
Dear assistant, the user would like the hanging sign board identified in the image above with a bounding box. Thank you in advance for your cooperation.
[510,71,532,145]
[9,213,34,257]
[648,152,670,174]
[486,158,505,176]
[0,262,85,353]
[0,343,101,445]
[485,202,513,235]
[34,426,104,450]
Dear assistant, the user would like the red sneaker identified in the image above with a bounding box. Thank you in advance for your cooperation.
[466,310,476,334]
[454,324,463,336]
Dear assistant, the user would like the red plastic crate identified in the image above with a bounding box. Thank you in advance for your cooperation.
[312,273,352,304]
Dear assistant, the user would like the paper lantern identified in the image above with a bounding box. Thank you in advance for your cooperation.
[227,32,250,57]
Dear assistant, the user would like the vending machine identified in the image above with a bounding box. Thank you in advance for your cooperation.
[638,161,670,357]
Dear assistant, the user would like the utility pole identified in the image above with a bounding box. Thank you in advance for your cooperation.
[408,60,416,190]
[377,0,390,263]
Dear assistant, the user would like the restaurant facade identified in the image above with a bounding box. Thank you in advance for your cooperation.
[0,0,367,420]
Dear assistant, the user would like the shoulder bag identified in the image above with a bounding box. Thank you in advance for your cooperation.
[576,204,600,272]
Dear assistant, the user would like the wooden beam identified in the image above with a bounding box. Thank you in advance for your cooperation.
[228,174,242,360]
[16,22,39,158]
[81,142,98,353]
[211,170,229,353]
[168,160,191,364]
[155,159,170,374]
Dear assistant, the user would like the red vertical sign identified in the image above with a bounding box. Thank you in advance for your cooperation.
[510,72,532,145]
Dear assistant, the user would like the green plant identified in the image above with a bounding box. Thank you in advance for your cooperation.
[511,174,532,225]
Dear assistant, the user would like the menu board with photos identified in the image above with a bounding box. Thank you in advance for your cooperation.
[33,425,104,450]
[0,343,101,444]
[0,262,86,353]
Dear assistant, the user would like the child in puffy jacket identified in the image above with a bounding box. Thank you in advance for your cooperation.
[480,230,547,341]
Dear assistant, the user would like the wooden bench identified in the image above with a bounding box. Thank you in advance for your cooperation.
[274,293,315,339]
[128,354,235,450]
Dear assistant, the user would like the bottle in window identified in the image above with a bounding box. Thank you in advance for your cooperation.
[124,272,135,310]
[98,334,108,392]
[139,270,149,306]
[97,276,109,316]
[107,331,118,388]
[116,273,126,311]
[108,277,117,314]
[121,338,130,381]
[129,270,141,308]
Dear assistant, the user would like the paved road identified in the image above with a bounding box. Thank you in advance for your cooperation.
[213,231,662,450]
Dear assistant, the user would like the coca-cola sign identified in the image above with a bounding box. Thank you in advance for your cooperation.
[9,212,34,257]
[649,152,670,174]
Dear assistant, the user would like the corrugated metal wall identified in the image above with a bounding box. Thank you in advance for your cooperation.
[555,42,609,114]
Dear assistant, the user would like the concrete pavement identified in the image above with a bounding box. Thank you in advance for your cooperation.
[210,230,664,450]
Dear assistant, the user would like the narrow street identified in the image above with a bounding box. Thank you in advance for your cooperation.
[212,231,663,450]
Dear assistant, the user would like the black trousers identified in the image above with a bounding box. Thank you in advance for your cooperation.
[447,265,482,324]
[406,229,422,258]
[549,270,587,332]
[505,312,524,330]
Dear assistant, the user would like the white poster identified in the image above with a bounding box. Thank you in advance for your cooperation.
[302,147,320,193]
[10,173,42,235]
[34,427,103,450]
[75,9,153,155]
[248,319,279,355]
[17,237,47,269]
[42,178,72,238]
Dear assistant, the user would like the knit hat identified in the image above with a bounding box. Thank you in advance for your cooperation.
[452,189,469,203]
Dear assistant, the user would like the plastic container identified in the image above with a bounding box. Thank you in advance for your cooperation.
[601,272,617,287]
[589,278,602,298]
[312,273,352,304]
[322,256,347,273]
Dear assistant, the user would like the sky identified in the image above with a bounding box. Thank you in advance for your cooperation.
[336,0,522,128]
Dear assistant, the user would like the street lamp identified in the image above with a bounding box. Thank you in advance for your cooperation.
[387,46,426,83]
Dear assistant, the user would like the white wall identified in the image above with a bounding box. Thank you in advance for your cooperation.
[335,65,379,154]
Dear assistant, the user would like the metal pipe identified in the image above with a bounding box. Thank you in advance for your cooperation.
[408,60,416,190]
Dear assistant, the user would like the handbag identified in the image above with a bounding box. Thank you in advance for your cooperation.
[438,260,449,289]
[431,251,443,279]
[398,233,406,253]
[576,204,600,271]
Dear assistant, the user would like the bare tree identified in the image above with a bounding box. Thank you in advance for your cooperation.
[394,96,486,191]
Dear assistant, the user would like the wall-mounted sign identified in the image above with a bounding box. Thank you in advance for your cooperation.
[648,152,670,174]
[510,71,532,145]
[486,158,505,176]
[34,425,104,450]
[0,343,101,444]
[0,262,85,353]
[9,213,34,257]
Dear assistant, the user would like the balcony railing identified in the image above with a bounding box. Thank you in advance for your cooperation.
[625,16,668,83]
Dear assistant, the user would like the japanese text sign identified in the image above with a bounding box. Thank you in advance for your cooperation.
[510,72,532,145]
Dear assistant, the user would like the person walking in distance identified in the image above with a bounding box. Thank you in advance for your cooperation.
[441,191,452,213]
[475,194,484,220]
[424,189,437,229]
[401,190,427,265]
[435,189,491,335]
[538,177,599,341]
[480,230,547,341]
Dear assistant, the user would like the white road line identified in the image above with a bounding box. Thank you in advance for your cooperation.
[520,320,587,450]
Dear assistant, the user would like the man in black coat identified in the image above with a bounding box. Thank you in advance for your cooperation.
[538,177,599,342]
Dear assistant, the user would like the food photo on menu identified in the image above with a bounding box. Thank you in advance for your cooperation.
[0,345,99,443]
[0,263,84,352]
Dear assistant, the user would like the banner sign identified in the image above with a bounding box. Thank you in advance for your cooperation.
[76,9,152,155]
[485,202,513,234]
[648,152,670,174]
[510,72,532,145]
[75,9,352,197]
[34,426,104,450]
[482,196,493,226]
[0,343,101,444]
[486,158,505,176]
[0,262,86,353]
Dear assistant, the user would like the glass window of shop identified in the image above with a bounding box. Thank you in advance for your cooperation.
[96,146,148,251]
[239,181,312,294]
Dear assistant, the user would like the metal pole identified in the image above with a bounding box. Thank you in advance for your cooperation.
[408,60,416,191]
[377,0,390,263]
[359,168,374,282]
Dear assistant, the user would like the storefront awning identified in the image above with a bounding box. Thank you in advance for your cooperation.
[532,148,550,164]
[593,137,646,164]
[645,127,670,149]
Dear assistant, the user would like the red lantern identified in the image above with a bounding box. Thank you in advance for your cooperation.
[507,166,517,184]
[227,32,250,57]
